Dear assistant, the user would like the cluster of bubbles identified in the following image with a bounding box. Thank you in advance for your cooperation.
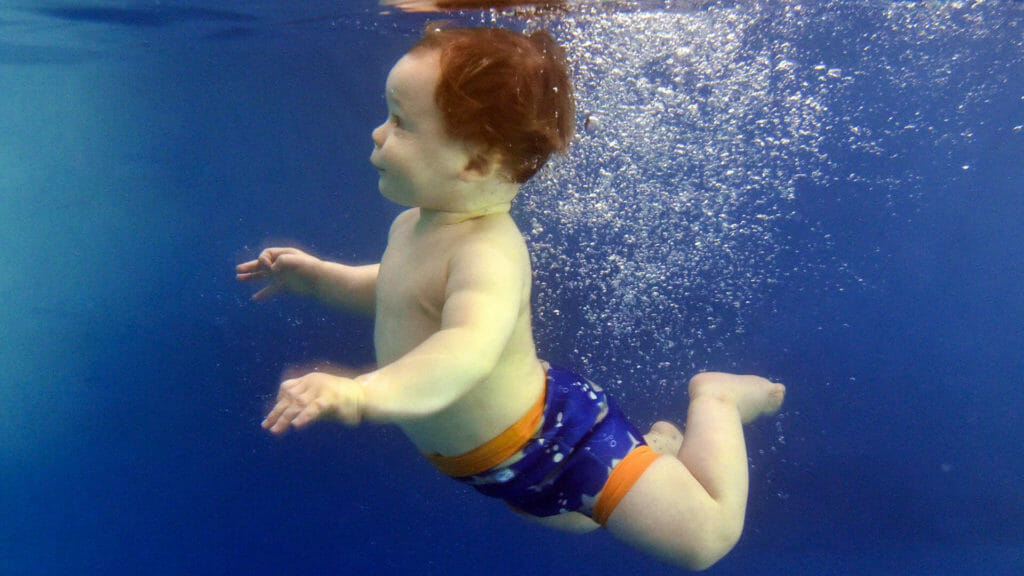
[491,0,1023,406]
[508,5,831,400]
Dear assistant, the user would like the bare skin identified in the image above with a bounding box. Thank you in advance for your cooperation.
[237,46,786,571]
[645,420,685,455]
[605,373,785,569]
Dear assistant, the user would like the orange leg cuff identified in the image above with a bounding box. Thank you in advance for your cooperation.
[592,445,661,526]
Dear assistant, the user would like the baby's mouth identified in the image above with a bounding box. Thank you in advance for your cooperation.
[369,153,384,172]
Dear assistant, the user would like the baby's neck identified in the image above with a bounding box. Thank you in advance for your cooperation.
[418,201,512,226]
[418,177,520,226]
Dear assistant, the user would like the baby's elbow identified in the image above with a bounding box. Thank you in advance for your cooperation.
[445,355,497,401]
[425,355,497,416]
[464,347,502,379]
[391,362,496,422]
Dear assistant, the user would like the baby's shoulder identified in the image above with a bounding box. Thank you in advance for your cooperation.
[387,208,419,236]
[466,212,527,248]
[453,216,531,272]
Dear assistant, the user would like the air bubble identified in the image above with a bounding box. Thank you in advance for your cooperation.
[513,1,1014,403]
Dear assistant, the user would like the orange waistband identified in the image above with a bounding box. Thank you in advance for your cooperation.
[424,387,547,478]
[591,445,662,526]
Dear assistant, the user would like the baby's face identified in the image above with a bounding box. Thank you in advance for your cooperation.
[369,49,475,210]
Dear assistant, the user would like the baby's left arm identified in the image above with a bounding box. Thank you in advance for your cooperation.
[357,239,525,421]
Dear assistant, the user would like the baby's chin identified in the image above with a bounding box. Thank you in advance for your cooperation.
[377,184,415,208]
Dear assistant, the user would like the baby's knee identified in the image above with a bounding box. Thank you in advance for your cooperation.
[701,519,743,568]
[674,517,743,571]
[687,372,728,396]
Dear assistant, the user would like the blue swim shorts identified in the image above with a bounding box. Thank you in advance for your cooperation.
[424,365,660,524]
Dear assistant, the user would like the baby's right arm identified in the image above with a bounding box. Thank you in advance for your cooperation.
[236,247,378,316]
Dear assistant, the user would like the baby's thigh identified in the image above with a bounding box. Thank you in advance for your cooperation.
[603,458,724,568]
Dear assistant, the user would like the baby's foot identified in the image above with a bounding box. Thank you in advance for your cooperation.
[644,421,684,455]
[689,372,785,424]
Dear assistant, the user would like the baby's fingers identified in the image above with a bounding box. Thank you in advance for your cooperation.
[263,381,299,432]
[235,258,262,273]
[264,400,309,434]
[262,399,289,432]
[262,377,324,433]
[236,258,275,289]
[291,402,324,429]
[258,247,296,270]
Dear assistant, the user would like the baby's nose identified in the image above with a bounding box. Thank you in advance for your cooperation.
[371,123,386,147]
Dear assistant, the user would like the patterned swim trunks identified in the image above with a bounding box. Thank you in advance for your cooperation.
[425,365,661,524]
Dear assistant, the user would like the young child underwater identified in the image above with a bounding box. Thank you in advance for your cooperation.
[236,25,785,571]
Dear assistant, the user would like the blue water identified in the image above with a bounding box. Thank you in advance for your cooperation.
[2,1,1022,574]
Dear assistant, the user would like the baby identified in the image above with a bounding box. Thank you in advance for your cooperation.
[237,25,784,570]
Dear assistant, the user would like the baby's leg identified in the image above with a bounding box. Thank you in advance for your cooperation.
[605,372,784,570]
[521,420,690,536]
[644,420,683,455]
[517,510,599,534]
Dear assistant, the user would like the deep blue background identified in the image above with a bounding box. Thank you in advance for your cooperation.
[1,2,1022,574]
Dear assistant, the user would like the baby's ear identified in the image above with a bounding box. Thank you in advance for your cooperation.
[461,151,502,181]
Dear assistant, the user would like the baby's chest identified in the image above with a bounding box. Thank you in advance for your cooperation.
[377,243,449,319]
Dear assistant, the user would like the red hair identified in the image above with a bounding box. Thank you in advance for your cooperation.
[411,26,575,183]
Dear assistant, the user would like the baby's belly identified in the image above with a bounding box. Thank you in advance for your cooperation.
[399,360,546,457]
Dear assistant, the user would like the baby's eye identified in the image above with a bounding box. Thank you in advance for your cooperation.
[390,114,402,128]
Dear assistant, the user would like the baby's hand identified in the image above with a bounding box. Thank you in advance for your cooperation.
[262,372,364,434]
[235,247,321,301]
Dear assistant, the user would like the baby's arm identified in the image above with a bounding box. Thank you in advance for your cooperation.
[236,247,378,316]
[260,238,525,432]
[357,239,525,421]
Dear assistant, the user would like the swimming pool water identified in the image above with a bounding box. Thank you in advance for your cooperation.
[1,1,1022,574]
